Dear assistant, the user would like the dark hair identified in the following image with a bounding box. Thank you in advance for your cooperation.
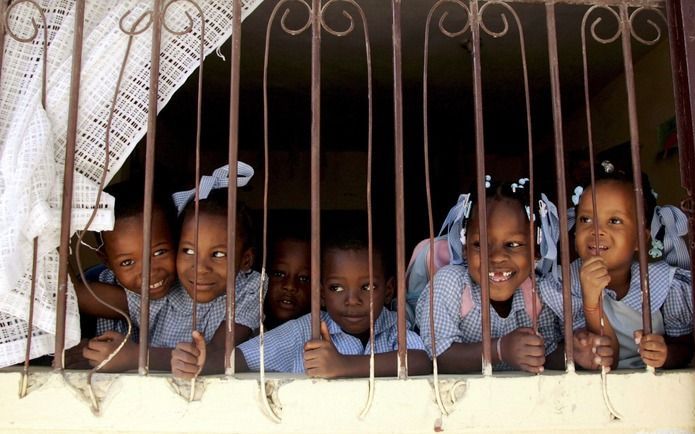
[179,188,254,250]
[101,179,178,246]
[579,160,657,227]
[464,178,536,230]
[321,215,391,276]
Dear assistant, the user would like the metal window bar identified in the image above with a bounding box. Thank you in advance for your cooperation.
[665,0,695,341]
[3,0,693,404]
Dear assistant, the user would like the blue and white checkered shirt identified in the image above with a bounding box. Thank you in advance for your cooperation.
[551,259,693,337]
[238,309,425,373]
[415,264,562,369]
[95,268,264,347]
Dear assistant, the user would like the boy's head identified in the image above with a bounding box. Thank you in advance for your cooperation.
[321,221,394,340]
[265,222,312,326]
[574,161,654,273]
[465,181,533,302]
[176,188,254,303]
[99,180,177,299]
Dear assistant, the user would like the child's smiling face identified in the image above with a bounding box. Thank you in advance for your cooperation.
[177,212,252,303]
[575,180,641,275]
[101,208,176,299]
[321,248,393,340]
[465,198,532,302]
[267,239,311,324]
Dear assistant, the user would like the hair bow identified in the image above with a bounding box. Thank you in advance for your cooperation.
[172,161,254,214]
[536,193,560,280]
[438,193,471,265]
[651,205,690,269]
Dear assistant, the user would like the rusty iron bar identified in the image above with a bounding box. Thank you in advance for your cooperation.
[225,0,242,375]
[469,0,663,5]
[665,0,695,342]
[469,0,492,375]
[139,0,164,375]
[391,0,407,378]
[619,4,652,334]
[310,0,321,341]
[545,2,575,370]
[54,0,86,371]
[1,0,50,391]
[479,1,539,335]
[0,0,6,80]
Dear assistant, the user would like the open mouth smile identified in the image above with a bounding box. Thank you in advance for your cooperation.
[488,271,513,283]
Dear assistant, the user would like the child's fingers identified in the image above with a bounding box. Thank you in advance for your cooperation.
[633,329,644,345]
[518,362,544,374]
[96,330,125,341]
[171,359,200,379]
[640,335,666,351]
[319,321,332,343]
[303,339,327,351]
[172,345,200,364]
[82,346,106,363]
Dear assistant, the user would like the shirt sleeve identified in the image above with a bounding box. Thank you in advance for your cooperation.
[662,268,693,337]
[415,265,465,358]
[237,317,306,372]
[234,271,265,331]
[538,277,586,333]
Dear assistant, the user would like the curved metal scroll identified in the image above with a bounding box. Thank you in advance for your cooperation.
[4,0,48,401]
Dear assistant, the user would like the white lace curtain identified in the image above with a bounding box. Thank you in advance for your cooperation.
[0,0,263,367]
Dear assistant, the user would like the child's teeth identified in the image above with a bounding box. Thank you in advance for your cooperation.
[150,280,163,289]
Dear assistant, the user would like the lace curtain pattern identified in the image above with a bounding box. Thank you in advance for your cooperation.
[0,0,263,367]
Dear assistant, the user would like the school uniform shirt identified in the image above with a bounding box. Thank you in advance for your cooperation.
[562,259,692,368]
[237,309,426,374]
[95,269,263,347]
[415,264,562,370]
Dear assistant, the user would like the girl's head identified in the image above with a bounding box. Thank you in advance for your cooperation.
[573,161,655,274]
[100,180,178,299]
[176,188,254,303]
[464,180,535,303]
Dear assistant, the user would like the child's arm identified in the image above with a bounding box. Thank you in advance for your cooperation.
[437,327,546,373]
[302,321,431,378]
[579,256,620,370]
[82,331,139,372]
[73,279,129,319]
[633,331,694,369]
[171,323,253,378]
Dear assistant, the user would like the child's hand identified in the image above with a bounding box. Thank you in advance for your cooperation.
[171,330,206,379]
[579,256,610,308]
[634,330,667,368]
[82,331,137,372]
[303,321,347,378]
[501,327,546,373]
[573,329,613,371]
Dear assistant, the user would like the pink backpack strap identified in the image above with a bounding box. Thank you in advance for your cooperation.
[459,284,475,318]
[520,278,542,323]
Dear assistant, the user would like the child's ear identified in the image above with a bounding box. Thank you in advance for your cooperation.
[383,276,395,306]
[239,247,254,272]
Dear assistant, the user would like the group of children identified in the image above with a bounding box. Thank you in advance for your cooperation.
[70,159,694,378]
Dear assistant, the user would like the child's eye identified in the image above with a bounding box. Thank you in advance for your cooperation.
[361,284,375,291]
[298,275,310,285]
[212,251,226,258]
[152,248,167,257]
[506,241,523,248]
[270,270,286,279]
[119,259,135,267]
[471,240,481,249]
[578,215,592,224]
[608,217,622,225]
[182,247,195,255]
[328,285,344,293]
